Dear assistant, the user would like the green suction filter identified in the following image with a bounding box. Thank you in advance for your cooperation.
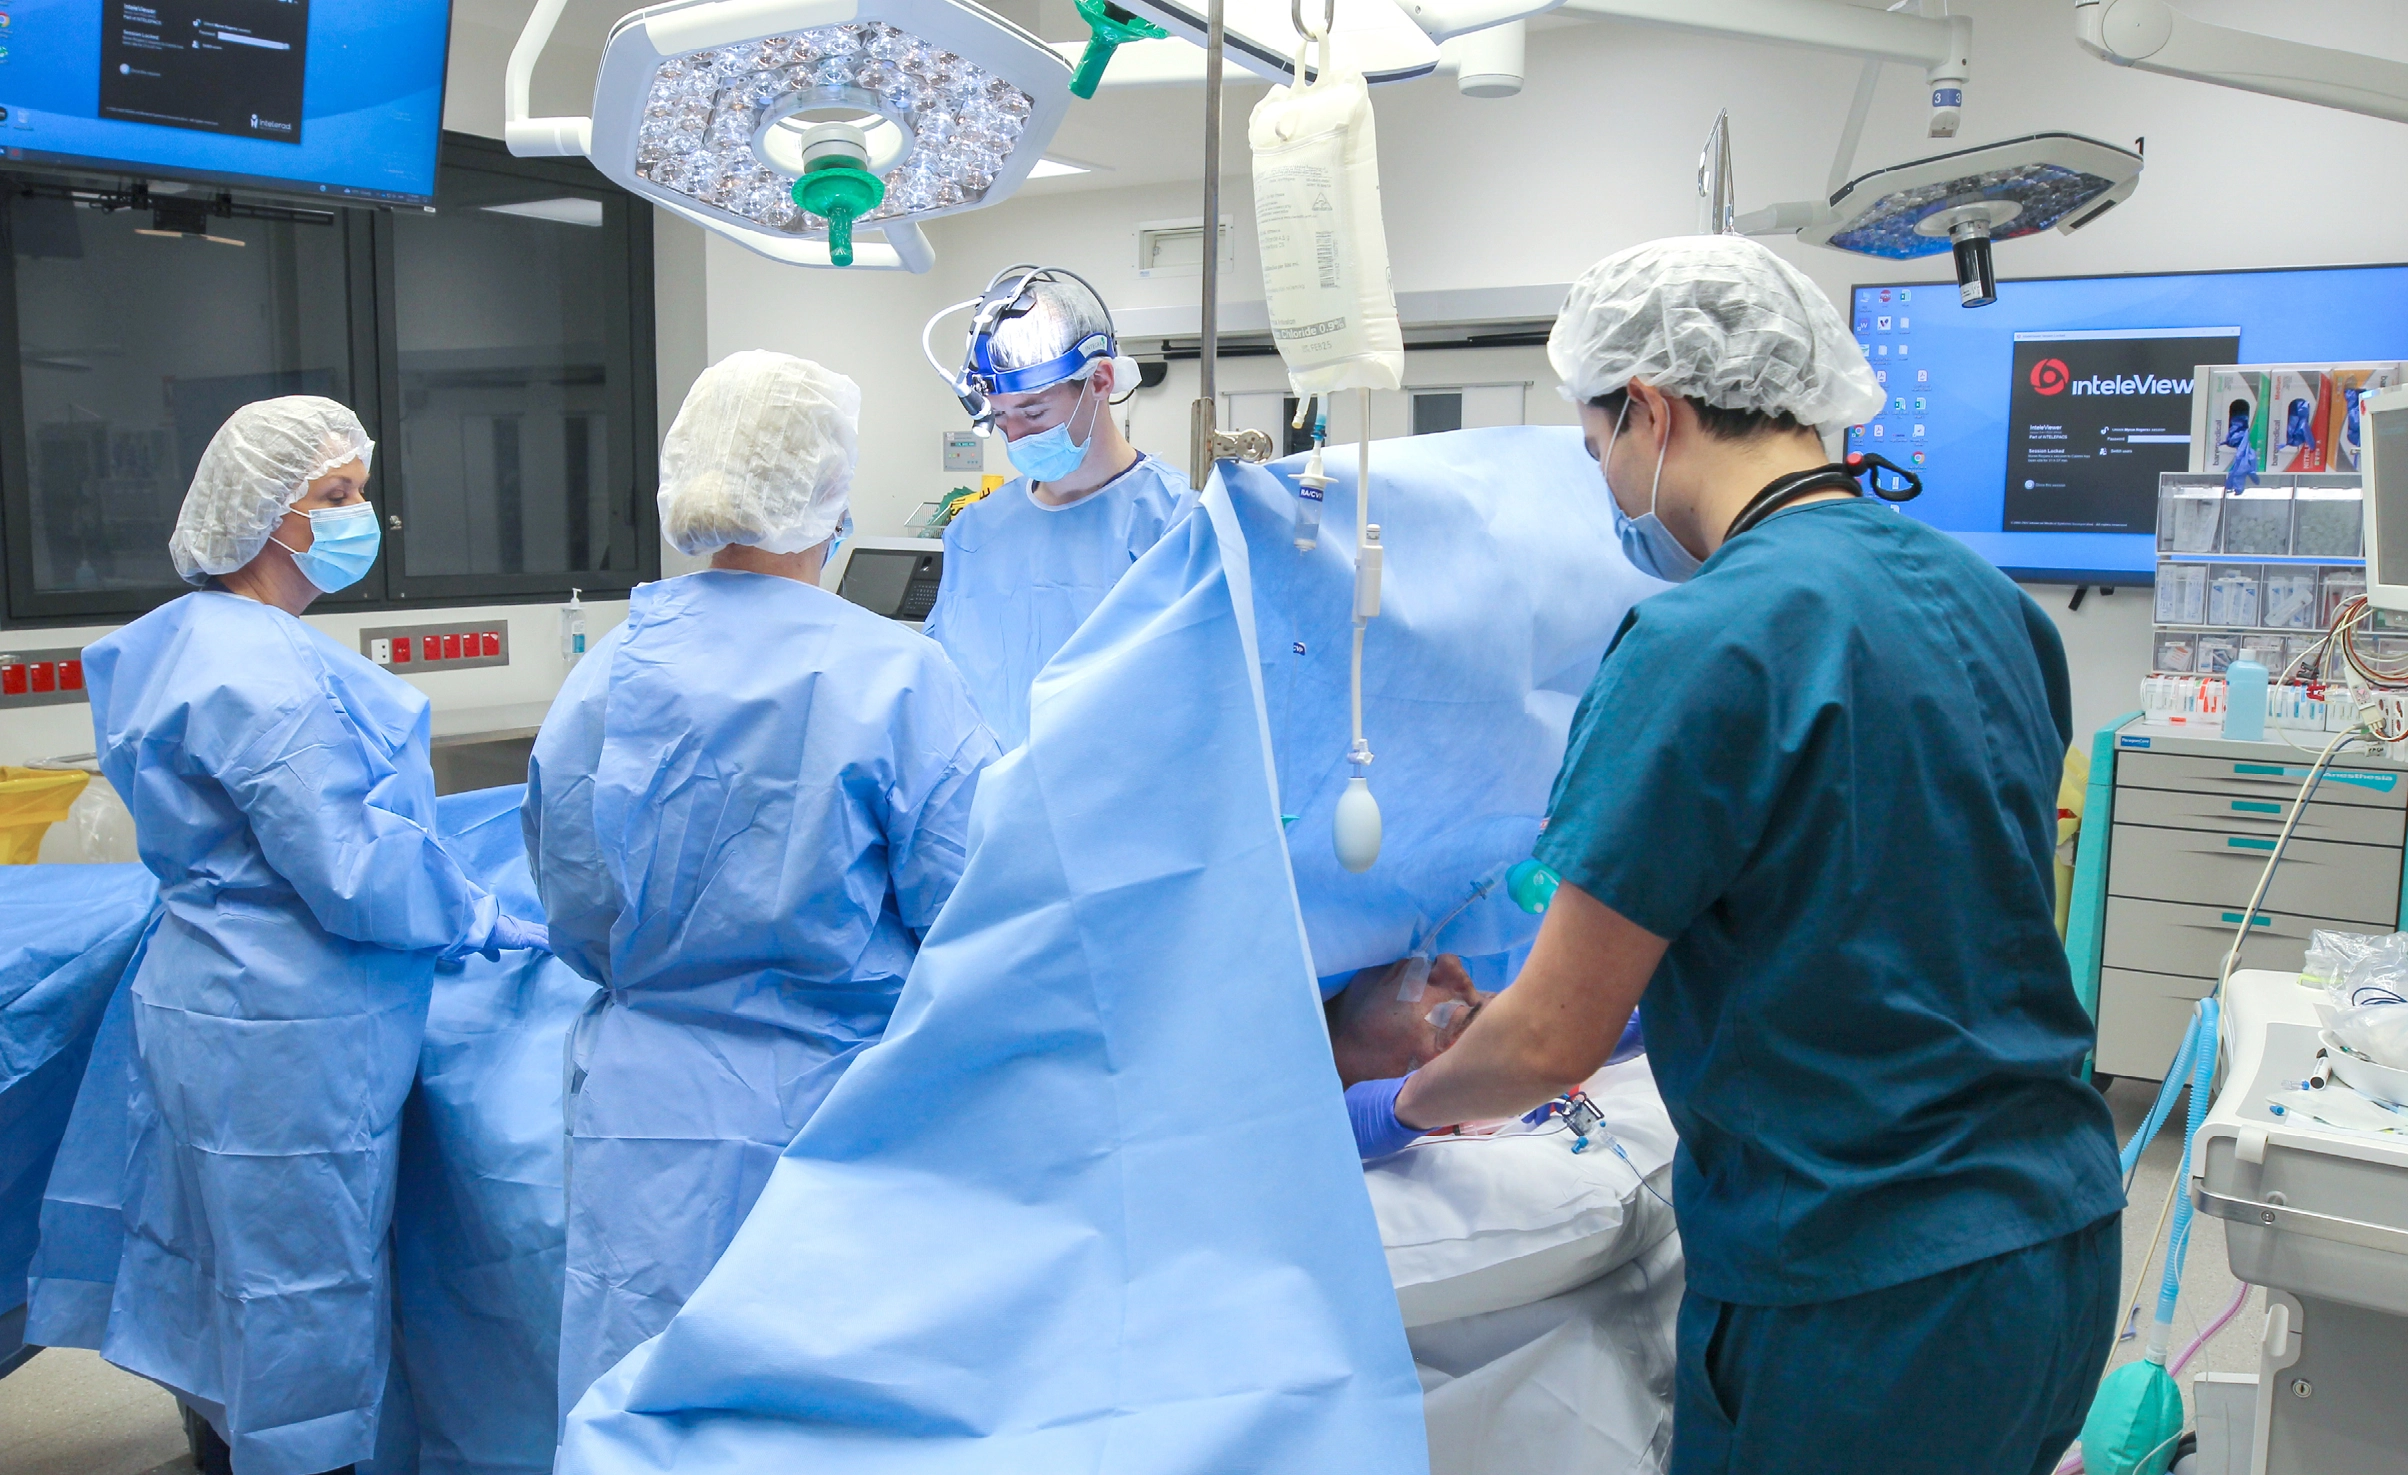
[1070,0,1167,99]
[793,156,886,267]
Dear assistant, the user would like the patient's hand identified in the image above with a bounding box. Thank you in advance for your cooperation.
[1328,954,1492,1088]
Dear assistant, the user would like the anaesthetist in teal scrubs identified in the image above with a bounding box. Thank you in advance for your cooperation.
[1344,236,2125,1475]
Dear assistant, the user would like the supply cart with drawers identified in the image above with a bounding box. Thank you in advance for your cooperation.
[2063,720,2408,1080]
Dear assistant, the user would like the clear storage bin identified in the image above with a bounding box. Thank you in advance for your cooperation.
[2207,565,2262,627]
[2322,567,2367,624]
[2220,487,2294,556]
[2153,633,2197,673]
[2262,567,2320,629]
[2157,481,2222,554]
[2292,487,2364,558]
[2196,632,2241,674]
[2154,562,2207,625]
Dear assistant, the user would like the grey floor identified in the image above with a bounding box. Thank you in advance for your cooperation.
[0,1074,2253,1474]
[0,1347,192,1475]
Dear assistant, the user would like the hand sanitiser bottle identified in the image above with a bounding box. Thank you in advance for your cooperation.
[560,588,587,667]
[2224,649,2267,741]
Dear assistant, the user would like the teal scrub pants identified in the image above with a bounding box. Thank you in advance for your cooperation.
[1671,1213,2120,1475]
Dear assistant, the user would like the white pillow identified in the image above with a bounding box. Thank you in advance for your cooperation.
[1366,1057,1678,1327]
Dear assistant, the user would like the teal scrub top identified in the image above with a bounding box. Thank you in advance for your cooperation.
[1534,497,2122,1308]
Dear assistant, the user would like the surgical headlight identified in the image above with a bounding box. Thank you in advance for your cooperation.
[922,264,1131,433]
[1795,132,2142,307]
[509,0,1072,272]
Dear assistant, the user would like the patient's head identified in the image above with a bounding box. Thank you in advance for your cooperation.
[1327,953,1493,1088]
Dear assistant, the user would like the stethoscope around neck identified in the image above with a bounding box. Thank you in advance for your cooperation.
[1723,451,1924,541]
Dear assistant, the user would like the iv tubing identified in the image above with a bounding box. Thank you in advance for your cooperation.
[1350,387,1371,765]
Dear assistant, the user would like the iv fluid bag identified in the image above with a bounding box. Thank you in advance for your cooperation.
[1249,57,1403,398]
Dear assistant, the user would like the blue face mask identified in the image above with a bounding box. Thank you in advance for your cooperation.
[272,502,382,593]
[1600,397,1702,584]
[1005,379,1097,484]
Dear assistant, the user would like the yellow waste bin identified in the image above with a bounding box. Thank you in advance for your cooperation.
[0,766,92,864]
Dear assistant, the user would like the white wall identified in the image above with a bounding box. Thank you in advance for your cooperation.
[697,0,2406,743]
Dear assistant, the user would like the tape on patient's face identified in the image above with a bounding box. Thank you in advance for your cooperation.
[1394,955,1432,1003]
[1424,1000,1466,1032]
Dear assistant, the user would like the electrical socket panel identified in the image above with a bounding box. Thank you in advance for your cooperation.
[360,622,511,672]
[0,647,89,708]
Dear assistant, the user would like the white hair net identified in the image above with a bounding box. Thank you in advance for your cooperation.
[1547,235,1885,431]
[658,351,860,557]
[168,396,375,585]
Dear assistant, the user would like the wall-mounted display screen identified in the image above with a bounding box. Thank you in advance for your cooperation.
[0,1,452,206]
[1848,263,2408,582]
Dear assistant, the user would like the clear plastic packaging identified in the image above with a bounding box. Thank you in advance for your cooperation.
[2154,562,2207,625]
[2320,566,2366,625]
[2153,633,2197,673]
[2195,632,2241,674]
[2291,487,2364,558]
[2157,481,2222,554]
[2220,487,2294,556]
[32,774,139,863]
[2207,565,2261,627]
[2302,928,2386,991]
[2262,567,2320,630]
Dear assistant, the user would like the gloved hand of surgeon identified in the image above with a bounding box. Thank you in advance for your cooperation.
[1345,1075,1427,1160]
[484,914,551,957]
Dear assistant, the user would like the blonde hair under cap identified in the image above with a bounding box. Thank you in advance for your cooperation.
[1547,235,1885,432]
[168,396,375,585]
[658,350,861,557]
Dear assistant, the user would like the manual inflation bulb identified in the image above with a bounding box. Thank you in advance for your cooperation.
[1069,0,1167,98]
[791,123,885,268]
[1334,745,1381,874]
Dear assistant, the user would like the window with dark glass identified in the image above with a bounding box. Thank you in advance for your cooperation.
[2,191,358,617]
[376,137,654,601]
[0,132,656,623]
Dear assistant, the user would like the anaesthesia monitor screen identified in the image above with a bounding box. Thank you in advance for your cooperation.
[1847,263,2408,582]
[0,1,453,206]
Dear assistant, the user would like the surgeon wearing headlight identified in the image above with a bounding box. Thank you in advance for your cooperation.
[82,397,548,1475]
[525,351,999,1421]
[1344,237,2123,1475]
[920,265,1190,748]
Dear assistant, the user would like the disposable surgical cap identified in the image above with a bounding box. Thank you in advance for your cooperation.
[1547,235,1885,432]
[168,396,375,585]
[657,350,860,557]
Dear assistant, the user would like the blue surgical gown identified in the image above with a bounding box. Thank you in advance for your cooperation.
[922,452,1189,748]
[1534,499,2122,1308]
[82,590,503,1475]
[524,569,997,1419]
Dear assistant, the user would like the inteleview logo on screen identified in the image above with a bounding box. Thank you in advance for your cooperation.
[2030,358,2071,396]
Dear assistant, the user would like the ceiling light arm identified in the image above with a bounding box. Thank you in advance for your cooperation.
[1732,53,1881,238]
[1553,0,1969,136]
[2075,0,2408,125]
[506,0,596,158]
[1392,0,1565,45]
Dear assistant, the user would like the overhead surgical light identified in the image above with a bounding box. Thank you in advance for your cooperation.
[505,0,1073,272]
[1795,133,2142,307]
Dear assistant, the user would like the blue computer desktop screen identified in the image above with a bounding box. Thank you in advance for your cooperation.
[0,1,452,205]
[1847,263,2408,582]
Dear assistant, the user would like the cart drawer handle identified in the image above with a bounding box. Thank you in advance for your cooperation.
[2219,912,2273,927]
[2226,837,2278,851]
[2230,800,2283,814]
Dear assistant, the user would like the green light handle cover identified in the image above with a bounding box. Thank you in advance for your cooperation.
[791,158,887,267]
[1506,859,1560,916]
[1071,0,1168,99]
